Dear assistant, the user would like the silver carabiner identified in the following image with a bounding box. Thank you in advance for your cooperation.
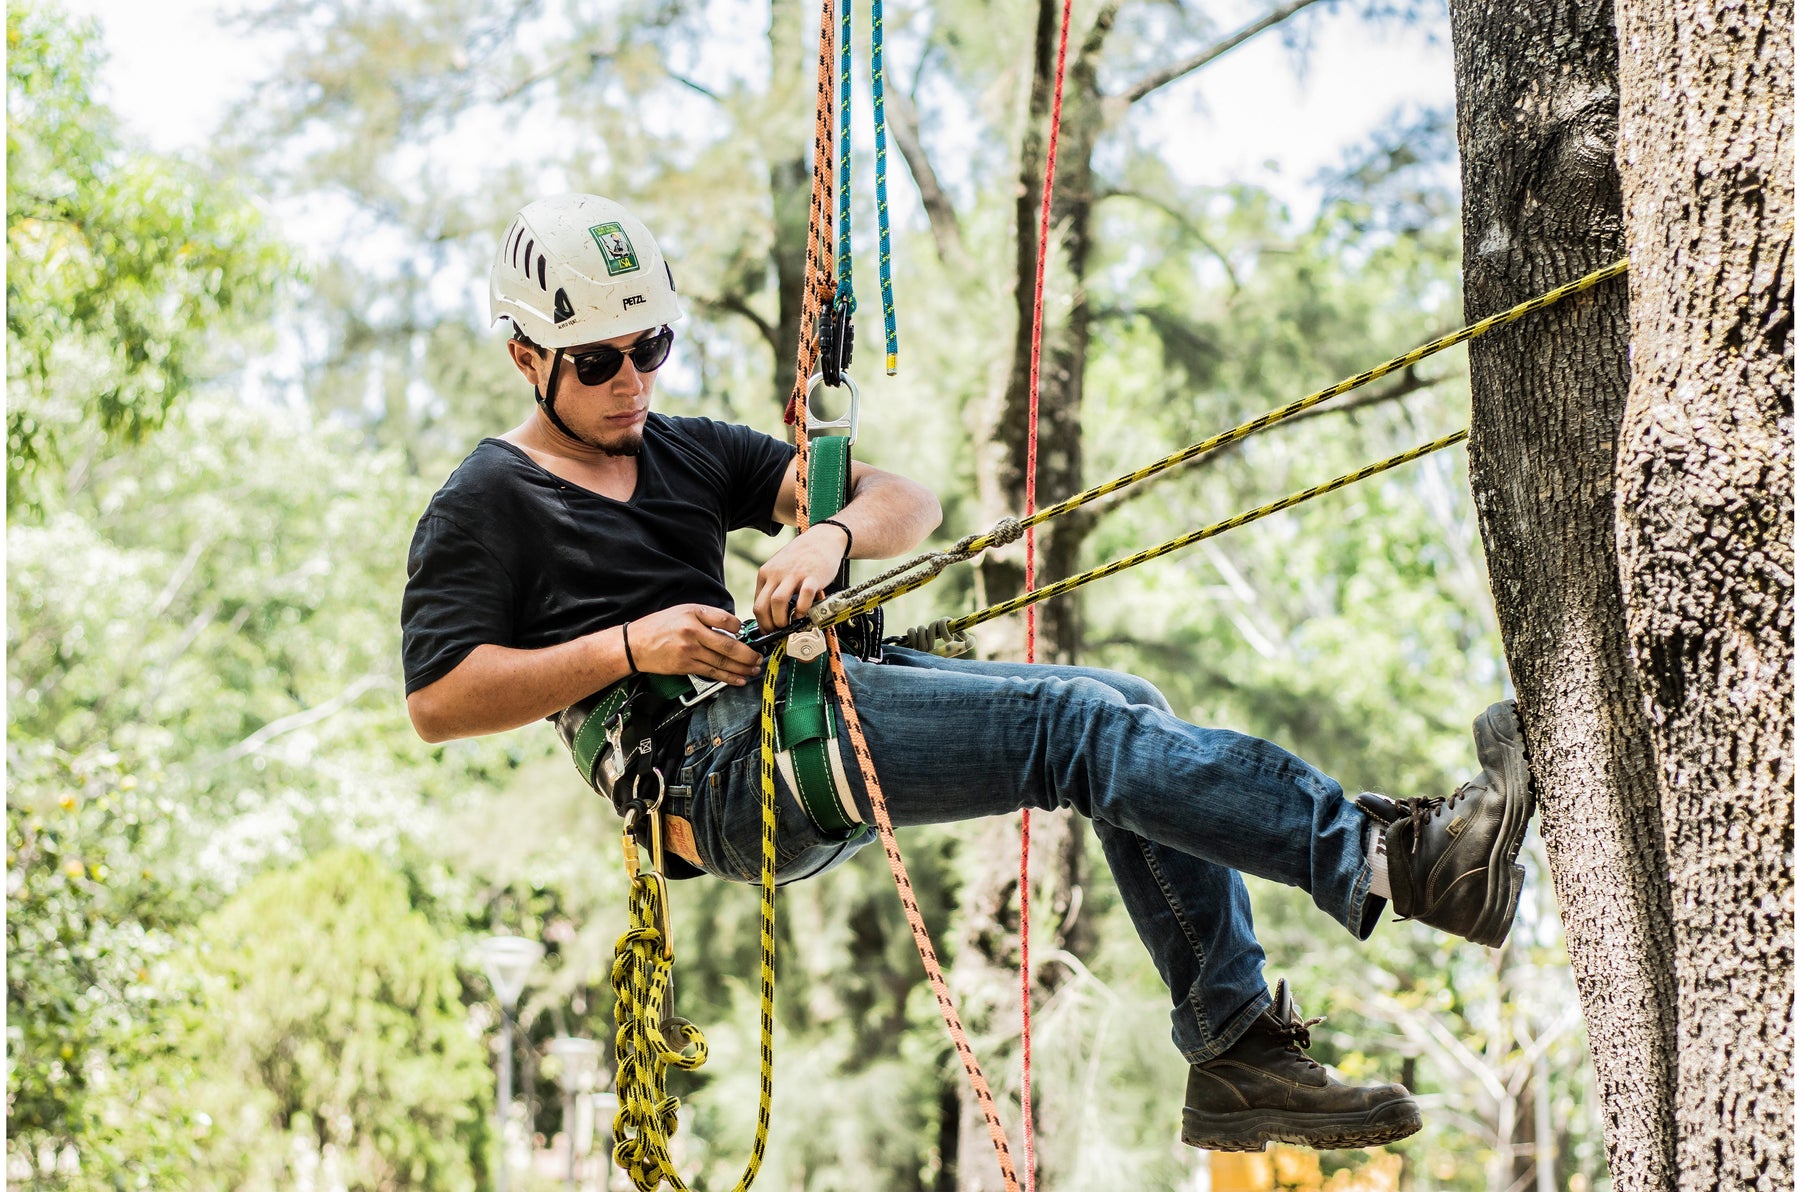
[803,371,860,446]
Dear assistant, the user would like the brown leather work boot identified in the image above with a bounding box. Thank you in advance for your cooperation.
[1357,700,1535,948]
[1181,980,1421,1152]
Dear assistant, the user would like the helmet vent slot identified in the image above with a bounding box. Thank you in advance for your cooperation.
[537,255,548,290]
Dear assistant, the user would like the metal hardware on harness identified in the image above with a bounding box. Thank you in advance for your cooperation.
[621,809,642,881]
[617,770,674,964]
[682,676,728,709]
[803,371,860,445]
[560,672,724,817]
[786,627,828,662]
[817,299,855,388]
[596,710,641,803]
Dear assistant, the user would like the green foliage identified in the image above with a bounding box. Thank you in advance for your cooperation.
[181,848,492,1191]
[5,3,286,508]
[3,386,489,1184]
[6,749,212,1189]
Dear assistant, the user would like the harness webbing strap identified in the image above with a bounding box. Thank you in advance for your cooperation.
[779,433,860,838]
[567,675,691,789]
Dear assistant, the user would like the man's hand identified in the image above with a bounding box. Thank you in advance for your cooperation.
[629,604,764,684]
[754,523,851,629]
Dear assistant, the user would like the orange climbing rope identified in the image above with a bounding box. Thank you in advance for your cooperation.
[786,2,1020,1187]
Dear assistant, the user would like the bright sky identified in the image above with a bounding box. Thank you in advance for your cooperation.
[54,0,1457,416]
[60,0,1457,217]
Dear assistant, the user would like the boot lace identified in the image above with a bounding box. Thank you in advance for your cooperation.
[1269,1012,1329,1062]
[1405,781,1477,831]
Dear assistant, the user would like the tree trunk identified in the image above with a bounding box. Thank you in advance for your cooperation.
[1611,1,1795,1187]
[974,0,1075,662]
[955,3,1113,1180]
[1447,1,1677,1185]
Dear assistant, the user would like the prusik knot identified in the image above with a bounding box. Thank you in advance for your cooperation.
[951,516,1025,556]
[988,516,1025,546]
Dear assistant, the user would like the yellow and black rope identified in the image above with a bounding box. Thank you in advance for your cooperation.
[946,430,1469,634]
[606,644,786,1192]
[800,258,1628,635]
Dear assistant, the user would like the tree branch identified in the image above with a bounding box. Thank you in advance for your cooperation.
[1078,0,1124,77]
[691,292,779,356]
[882,85,964,265]
[1118,0,1328,107]
[667,70,723,103]
[1279,363,1440,426]
[197,675,391,771]
[1099,188,1244,290]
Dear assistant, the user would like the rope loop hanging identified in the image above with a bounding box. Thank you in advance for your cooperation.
[610,874,709,1192]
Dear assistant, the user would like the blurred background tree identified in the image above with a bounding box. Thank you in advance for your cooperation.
[6,1,1611,1189]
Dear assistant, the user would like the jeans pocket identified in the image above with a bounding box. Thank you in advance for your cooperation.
[702,750,842,884]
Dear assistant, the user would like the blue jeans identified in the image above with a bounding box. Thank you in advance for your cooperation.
[665,646,1383,1063]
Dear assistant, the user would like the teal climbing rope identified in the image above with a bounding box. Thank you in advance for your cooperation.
[870,0,898,373]
[834,0,857,316]
[829,0,900,374]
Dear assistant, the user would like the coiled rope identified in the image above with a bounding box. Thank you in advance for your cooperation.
[610,860,708,1190]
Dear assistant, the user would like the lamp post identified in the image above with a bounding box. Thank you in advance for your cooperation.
[479,935,544,1192]
[548,1036,603,1188]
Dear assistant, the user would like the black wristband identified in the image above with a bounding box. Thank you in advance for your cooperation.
[817,518,853,560]
[621,622,640,675]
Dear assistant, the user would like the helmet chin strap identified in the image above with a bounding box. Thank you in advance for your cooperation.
[534,348,604,449]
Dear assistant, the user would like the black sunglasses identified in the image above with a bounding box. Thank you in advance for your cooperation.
[563,327,674,385]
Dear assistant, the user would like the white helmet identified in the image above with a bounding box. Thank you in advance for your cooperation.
[489,194,684,350]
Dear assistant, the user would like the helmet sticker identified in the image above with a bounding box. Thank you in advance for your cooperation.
[589,222,641,276]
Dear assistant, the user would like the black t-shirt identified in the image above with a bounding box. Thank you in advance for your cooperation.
[401,413,796,694]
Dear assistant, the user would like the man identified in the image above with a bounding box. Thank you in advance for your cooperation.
[402,193,1537,1153]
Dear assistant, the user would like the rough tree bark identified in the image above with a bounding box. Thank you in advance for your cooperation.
[1611,0,1795,1187]
[1446,0,1678,1187]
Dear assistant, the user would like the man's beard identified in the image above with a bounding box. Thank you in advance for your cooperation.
[592,427,644,457]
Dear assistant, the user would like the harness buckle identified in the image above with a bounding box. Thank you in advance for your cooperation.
[681,676,728,709]
[596,711,630,798]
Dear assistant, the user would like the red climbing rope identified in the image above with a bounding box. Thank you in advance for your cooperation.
[1019,0,1075,1184]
